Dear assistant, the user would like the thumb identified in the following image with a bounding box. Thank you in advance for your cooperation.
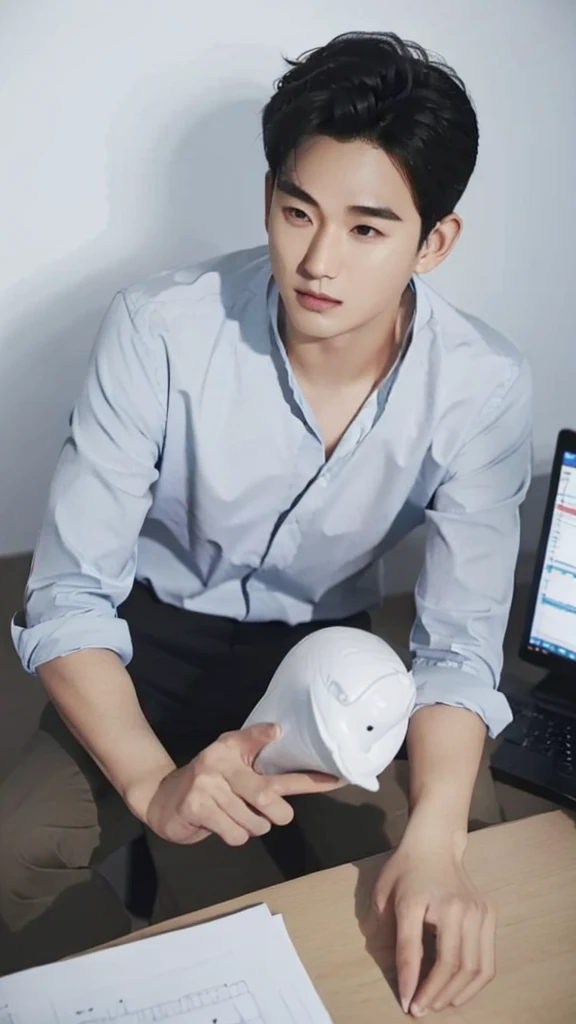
[238,722,281,761]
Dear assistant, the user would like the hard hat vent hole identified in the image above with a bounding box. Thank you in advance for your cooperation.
[366,725,374,732]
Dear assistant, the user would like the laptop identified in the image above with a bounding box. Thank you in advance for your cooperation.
[491,429,576,809]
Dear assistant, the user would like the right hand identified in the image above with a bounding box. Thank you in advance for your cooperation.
[141,723,341,847]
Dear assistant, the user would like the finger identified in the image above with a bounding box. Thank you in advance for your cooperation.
[228,767,295,826]
[270,769,342,797]
[395,901,426,1014]
[430,907,482,1011]
[214,787,273,838]
[236,723,280,763]
[411,902,464,1015]
[451,906,497,1008]
[182,801,250,847]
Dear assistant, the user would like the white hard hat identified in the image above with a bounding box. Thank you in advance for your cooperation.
[243,626,416,792]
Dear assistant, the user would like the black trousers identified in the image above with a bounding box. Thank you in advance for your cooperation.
[119,582,375,895]
[121,582,373,763]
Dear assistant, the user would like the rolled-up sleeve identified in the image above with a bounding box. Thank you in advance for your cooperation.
[410,357,533,738]
[12,291,167,674]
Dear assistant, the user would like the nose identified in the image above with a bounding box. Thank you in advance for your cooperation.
[299,225,342,282]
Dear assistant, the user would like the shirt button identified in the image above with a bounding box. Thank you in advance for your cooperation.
[319,476,328,488]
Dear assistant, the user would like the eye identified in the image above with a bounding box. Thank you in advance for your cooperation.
[353,225,383,239]
[284,207,311,224]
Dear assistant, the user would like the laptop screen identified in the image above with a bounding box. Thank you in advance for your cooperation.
[526,449,576,663]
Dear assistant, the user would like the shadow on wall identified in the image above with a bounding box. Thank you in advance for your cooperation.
[0,92,268,553]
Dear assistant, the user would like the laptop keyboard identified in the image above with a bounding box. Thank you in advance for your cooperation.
[504,696,576,777]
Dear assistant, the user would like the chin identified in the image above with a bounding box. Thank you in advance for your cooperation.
[284,302,345,340]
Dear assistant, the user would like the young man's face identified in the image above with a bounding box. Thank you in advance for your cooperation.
[266,135,454,340]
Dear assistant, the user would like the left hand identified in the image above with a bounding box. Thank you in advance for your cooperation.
[372,832,496,1016]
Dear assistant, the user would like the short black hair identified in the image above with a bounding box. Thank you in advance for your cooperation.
[262,31,479,246]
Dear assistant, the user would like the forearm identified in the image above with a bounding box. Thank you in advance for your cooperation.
[38,649,176,819]
[403,704,487,847]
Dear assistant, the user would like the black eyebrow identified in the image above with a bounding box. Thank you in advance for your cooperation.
[276,175,403,223]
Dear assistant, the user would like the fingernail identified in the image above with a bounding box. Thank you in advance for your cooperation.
[411,1005,428,1018]
[401,997,410,1014]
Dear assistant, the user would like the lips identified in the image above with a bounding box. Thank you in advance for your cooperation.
[295,290,342,313]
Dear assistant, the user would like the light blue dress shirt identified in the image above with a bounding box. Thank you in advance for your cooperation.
[12,246,532,738]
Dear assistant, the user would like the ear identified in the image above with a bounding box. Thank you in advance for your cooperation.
[264,171,274,232]
[414,213,463,274]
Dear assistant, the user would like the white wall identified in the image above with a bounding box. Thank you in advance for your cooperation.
[1,0,575,558]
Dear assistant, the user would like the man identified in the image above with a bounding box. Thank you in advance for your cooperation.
[1,30,531,1016]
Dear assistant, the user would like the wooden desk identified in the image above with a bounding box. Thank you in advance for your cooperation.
[108,811,576,1023]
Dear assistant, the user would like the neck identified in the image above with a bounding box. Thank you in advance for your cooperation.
[280,286,414,389]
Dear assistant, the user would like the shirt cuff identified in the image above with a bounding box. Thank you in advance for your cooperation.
[411,660,512,739]
[11,612,133,675]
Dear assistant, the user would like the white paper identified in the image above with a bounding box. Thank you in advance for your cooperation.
[0,904,333,1024]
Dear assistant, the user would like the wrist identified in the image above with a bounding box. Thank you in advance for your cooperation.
[401,803,469,860]
[122,759,176,822]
